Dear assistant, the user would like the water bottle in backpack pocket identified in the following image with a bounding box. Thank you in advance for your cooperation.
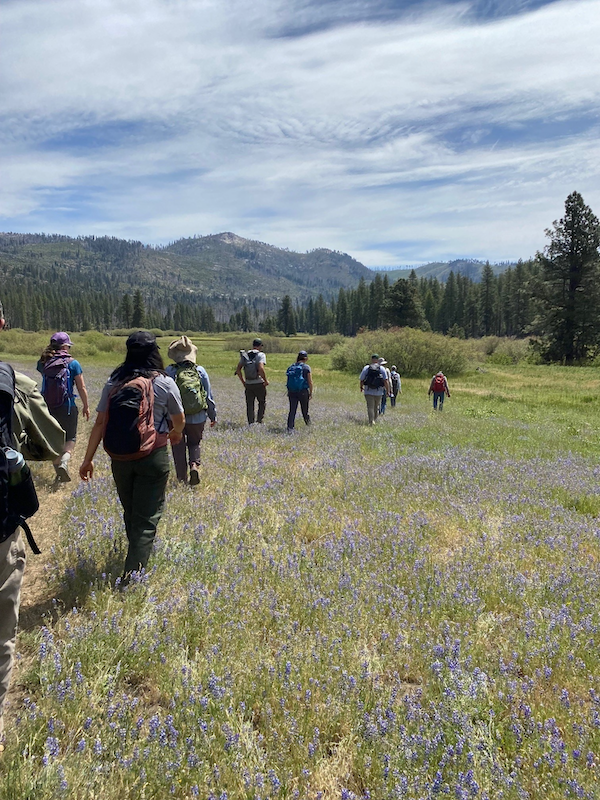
[1,447,40,547]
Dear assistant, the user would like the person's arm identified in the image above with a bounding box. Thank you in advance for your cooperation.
[168,413,185,445]
[445,378,450,397]
[199,369,217,426]
[307,371,313,397]
[74,374,90,420]
[257,361,269,386]
[235,362,246,386]
[79,412,106,481]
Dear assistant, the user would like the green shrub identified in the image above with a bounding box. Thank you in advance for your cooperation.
[222,334,334,355]
[330,327,468,377]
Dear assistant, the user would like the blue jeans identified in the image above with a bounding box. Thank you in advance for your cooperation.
[380,394,387,414]
[433,392,445,410]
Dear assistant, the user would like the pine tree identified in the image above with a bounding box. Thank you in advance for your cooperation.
[536,191,600,363]
[132,290,146,328]
[120,294,133,327]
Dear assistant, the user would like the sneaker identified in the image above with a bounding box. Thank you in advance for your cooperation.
[55,465,71,483]
[189,465,200,486]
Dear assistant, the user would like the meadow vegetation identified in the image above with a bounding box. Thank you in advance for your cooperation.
[1,333,600,799]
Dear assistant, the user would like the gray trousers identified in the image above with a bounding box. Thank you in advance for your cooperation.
[0,532,26,739]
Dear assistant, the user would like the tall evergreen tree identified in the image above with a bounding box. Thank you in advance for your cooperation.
[132,290,146,328]
[536,191,600,363]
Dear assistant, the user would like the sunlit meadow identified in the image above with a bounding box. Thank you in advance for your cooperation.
[2,337,600,799]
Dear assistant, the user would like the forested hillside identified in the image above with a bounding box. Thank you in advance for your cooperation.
[0,232,371,331]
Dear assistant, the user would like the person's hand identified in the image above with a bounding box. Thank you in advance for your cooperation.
[79,459,94,481]
[264,380,270,386]
[83,406,90,421]
[169,430,183,445]
[210,420,217,428]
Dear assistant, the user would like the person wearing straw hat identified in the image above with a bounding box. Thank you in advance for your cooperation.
[166,336,216,485]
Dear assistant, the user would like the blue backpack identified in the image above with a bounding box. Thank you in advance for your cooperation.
[286,363,307,392]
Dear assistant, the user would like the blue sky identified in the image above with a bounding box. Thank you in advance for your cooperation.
[1,0,599,266]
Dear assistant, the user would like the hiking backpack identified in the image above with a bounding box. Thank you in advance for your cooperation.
[432,374,446,393]
[0,362,41,552]
[239,350,260,381]
[42,354,73,409]
[174,363,208,415]
[363,365,385,390]
[286,363,308,393]
[103,375,157,461]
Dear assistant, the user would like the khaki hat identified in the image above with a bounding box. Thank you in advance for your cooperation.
[168,335,198,364]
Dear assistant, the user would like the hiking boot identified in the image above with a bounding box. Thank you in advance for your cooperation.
[189,465,200,486]
[55,465,71,483]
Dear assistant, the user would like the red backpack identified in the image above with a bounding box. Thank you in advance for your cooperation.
[432,374,446,393]
[103,375,157,461]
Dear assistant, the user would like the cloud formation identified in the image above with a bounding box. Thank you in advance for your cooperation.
[1,0,599,265]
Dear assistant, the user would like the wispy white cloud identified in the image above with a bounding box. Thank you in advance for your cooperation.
[1,0,599,264]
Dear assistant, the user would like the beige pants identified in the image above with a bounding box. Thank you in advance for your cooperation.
[0,532,26,740]
[365,394,380,424]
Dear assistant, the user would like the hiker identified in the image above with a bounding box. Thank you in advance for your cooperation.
[37,332,90,483]
[235,338,268,424]
[286,350,313,433]
[360,354,390,426]
[378,357,392,414]
[389,366,402,407]
[79,331,185,581]
[165,336,216,485]
[429,371,450,410]
[0,300,65,753]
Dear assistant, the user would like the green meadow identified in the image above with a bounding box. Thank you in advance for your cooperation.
[2,332,600,799]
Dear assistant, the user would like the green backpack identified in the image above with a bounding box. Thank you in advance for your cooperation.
[174,363,208,415]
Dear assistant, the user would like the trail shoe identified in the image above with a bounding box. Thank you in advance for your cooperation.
[189,465,200,486]
[55,465,72,483]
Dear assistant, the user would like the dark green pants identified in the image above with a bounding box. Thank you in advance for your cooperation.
[111,446,170,575]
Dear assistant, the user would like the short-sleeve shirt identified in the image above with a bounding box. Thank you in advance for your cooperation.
[37,357,83,409]
[239,349,266,385]
[360,364,388,396]
[97,373,183,433]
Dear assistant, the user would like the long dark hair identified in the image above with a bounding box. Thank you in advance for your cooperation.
[110,346,166,382]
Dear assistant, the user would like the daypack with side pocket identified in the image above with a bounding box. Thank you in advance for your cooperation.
[42,354,73,409]
[239,350,260,381]
[363,365,385,390]
[103,375,157,461]
[286,363,308,392]
[0,362,41,553]
[174,363,208,415]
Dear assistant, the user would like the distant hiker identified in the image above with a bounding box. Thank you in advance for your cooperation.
[429,371,450,411]
[360,354,390,426]
[79,331,185,582]
[37,332,90,483]
[166,336,216,485]
[378,357,392,414]
[0,299,65,754]
[236,338,268,424]
[286,350,313,433]
[389,366,402,407]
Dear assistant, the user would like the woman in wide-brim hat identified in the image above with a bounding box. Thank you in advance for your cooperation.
[165,336,217,486]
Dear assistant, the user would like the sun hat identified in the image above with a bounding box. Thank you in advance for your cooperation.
[126,331,158,351]
[391,365,397,370]
[50,332,73,347]
[168,335,198,364]
[297,350,308,360]
[378,357,387,365]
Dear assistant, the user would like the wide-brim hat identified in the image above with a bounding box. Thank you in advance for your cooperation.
[168,335,197,364]
[378,358,387,365]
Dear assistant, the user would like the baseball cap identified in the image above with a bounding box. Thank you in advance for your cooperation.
[126,330,159,351]
[371,353,380,360]
[253,338,263,347]
[297,350,308,359]
[50,332,74,347]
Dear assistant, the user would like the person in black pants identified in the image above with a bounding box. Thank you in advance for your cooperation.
[286,351,313,433]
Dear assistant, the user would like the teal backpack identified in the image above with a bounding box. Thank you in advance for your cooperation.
[174,363,208,415]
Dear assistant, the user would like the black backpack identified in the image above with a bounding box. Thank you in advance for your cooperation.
[363,364,385,389]
[0,363,41,553]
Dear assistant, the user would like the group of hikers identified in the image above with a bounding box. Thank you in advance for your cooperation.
[0,313,452,752]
